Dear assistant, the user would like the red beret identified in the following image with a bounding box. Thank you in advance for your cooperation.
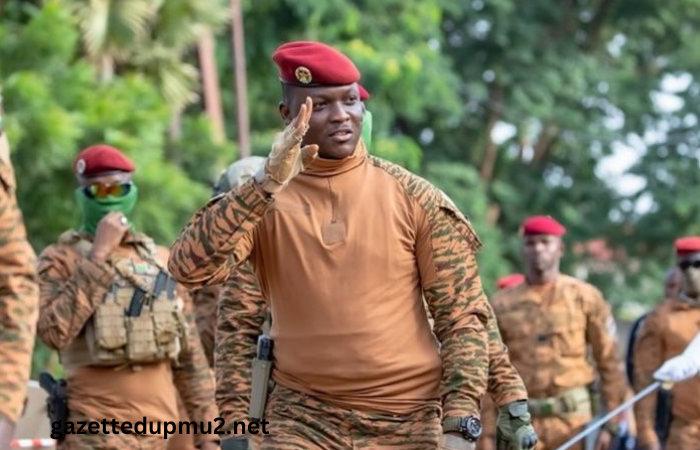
[497,273,526,290]
[73,144,135,176]
[272,41,361,88]
[675,236,700,255]
[359,84,370,101]
[522,215,566,237]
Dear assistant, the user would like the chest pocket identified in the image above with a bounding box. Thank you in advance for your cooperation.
[546,295,587,358]
[497,300,540,358]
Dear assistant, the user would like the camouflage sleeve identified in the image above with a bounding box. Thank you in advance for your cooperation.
[36,245,116,350]
[415,192,489,419]
[485,302,528,406]
[171,285,219,446]
[0,136,39,423]
[584,288,627,412]
[215,260,268,428]
[167,180,271,289]
[190,285,220,368]
[632,310,664,448]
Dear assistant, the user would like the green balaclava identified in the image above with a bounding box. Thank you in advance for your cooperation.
[75,183,139,235]
[361,109,373,151]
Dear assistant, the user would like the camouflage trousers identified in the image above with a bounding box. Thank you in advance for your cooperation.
[57,412,169,450]
[531,414,589,450]
[256,384,442,449]
[665,417,700,450]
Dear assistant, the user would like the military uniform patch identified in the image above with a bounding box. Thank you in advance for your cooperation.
[295,66,312,84]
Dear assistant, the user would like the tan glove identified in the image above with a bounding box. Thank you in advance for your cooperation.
[255,97,319,194]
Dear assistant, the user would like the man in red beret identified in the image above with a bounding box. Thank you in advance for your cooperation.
[168,41,494,450]
[0,96,40,449]
[633,236,700,450]
[35,145,219,450]
[490,215,627,450]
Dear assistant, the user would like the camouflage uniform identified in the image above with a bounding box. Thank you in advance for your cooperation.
[0,128,40,426]
[491,274,627,450]
[169,143,492,448]
[36,232,219,450]
[633,296,700,450]
[259,384,441,450]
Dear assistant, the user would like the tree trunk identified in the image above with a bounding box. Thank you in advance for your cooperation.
[532,124,560,165]
[479,83,503,182]
[230,0,250,158]
[198,30,226,144]
[583,0,617,52]
[99,55,114,84]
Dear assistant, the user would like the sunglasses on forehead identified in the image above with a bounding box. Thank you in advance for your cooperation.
[82,181,133,199]
[678,260,700,271]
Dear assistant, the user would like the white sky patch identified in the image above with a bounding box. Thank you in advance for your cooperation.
[596,141,647,196]
[491,121,517,145]
[652,91,684,114]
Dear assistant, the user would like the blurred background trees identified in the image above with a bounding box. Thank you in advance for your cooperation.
[1,0,698,376]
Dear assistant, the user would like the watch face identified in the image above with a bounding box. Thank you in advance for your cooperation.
[462,417,482,439]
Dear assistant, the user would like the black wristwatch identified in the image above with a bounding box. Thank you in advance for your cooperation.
[442,416,482,442]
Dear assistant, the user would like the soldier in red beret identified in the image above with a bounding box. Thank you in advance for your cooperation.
[34,145,219,450]
[632,236,700,450]
[169,41,496,450]
[489,215,628,450]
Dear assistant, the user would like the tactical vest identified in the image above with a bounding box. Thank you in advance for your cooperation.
[58,231,188,375]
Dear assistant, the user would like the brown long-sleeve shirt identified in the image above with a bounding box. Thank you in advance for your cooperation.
[36,232,218,446]
[169,142,491,417]
[491,275,626,410]
[633,296,700,447]
[213,262,526,426]
[0,133,39,423]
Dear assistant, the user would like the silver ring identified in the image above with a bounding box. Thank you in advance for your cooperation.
[120,216,128,225]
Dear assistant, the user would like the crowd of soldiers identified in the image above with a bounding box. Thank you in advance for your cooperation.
[1,40,699,450]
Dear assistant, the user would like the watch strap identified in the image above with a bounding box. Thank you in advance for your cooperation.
[442,417,463,433]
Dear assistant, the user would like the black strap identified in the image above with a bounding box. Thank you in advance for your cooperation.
[165,277,177,299]
[152,270,168,298]
[127,288,147,317]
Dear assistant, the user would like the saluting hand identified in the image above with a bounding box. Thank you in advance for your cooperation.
[256,97,319,194]
[89,211,130,262]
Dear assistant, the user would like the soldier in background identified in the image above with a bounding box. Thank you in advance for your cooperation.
[625,267,680,386]
[633,236,700,450]
[0,91,40,449]
[36,144,219,449]
[491,215,627,450]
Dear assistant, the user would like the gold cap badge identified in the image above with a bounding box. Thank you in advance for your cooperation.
[294,66,312,84]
